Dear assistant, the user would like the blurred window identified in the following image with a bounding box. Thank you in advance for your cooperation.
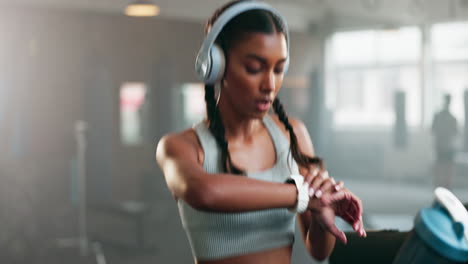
[431,22,468,125]
[120,82,147,145]
[181,83,206,126]
[432,22,468,61]
[326,27,422,128]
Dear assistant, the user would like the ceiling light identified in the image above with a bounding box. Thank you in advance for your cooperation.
[125,0,160,17]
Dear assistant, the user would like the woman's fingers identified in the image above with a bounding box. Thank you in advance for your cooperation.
[323,220,348,244]
[321,170,330,179]
[309,170,329,196]
[356,216,367,237]
[317,176,335,195]
[303,168,319,187]
[314,207,348,244]
[319,190,366,237]
[351,216,366,237]
[359,225,367,237]
[319,189,345,205]
[310,171,344,197]
[332,190,363,216]
[334,181,344,192]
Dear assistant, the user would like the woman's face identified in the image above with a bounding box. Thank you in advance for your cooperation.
[220,32,287,119]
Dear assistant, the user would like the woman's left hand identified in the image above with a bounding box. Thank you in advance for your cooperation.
[319,189,366,238]
[303,168,343,198]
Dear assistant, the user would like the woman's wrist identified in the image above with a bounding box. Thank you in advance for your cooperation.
[308,197,323,214]
[285,174,309,213]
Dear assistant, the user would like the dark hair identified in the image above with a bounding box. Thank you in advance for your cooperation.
[204,0,323,174]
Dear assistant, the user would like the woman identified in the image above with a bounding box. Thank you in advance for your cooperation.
[156,1,366,263]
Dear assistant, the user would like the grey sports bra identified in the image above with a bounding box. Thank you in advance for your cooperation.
[177,115,299,260]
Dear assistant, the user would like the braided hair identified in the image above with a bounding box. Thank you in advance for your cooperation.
[204,0,323,174]
[272,98,323,169]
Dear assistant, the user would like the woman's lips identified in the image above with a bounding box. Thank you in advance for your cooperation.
[255,100,271,111]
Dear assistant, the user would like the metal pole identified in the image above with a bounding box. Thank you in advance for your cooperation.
[56,121,106,264]
[75,120,89,256]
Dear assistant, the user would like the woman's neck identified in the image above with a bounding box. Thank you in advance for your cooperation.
[217,99,264,141]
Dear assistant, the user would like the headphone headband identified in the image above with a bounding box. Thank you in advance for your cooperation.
[195,1,290,84]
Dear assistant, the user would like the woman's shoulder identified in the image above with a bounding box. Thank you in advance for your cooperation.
[268,114,309,139]
[268,114,314,158]
[156,126,204,163]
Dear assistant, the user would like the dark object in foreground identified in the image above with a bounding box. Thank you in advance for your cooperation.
[330,202,468,264]
[329,230,408,264]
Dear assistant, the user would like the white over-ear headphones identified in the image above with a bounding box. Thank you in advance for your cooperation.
[195,1,290,85]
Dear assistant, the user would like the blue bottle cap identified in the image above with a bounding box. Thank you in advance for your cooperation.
[414,189,468,262]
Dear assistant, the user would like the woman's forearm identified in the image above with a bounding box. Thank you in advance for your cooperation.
[298,210,336,261]
[184,172,298,212]
[306,214,336,261]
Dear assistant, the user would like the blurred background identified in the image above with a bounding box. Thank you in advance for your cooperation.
[1,0,468,263]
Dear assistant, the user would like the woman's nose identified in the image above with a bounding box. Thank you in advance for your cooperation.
[260,71,276,92]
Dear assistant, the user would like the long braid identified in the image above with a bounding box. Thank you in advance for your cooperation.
[273,98,323,170]
[204,84,244,174]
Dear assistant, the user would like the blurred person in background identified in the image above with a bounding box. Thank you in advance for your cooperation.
[431,94,458,189]
[156,1,366,263]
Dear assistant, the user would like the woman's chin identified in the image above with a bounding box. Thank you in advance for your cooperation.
[250,110,270,119]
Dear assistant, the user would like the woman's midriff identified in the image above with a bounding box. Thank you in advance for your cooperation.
[197,245,293,264]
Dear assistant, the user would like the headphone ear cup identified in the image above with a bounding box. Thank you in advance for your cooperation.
[195,50,209,82]
[206,44,225,85]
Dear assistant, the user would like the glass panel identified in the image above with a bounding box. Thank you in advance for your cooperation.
[181,83,206,126]
[398,67,421,126]
[331,27,421,66]
[432,63,468,125]
[331,30,376,66]
[376,27,421,63]
[432,22,468,61]
[333,67,420,127]
[336,70,363,109]
[120,82,147,146]
[328,28,421,127]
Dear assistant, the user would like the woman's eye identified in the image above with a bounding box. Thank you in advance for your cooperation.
[274,68,284,74]
[246,67,261,74]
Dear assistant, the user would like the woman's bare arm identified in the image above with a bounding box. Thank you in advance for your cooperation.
[156,131,298,212]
